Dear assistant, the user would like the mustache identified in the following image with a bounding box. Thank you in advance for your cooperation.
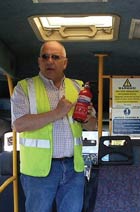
[46,65,55,69]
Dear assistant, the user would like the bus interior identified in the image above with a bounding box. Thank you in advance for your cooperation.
[1,0,140,212]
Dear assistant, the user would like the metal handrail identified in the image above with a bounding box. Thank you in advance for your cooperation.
[0,73,19,212]
[0,176,16,192]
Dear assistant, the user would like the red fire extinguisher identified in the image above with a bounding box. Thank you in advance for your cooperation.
[72,82,93,123]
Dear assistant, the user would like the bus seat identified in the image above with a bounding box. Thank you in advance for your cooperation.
[0,151,25,212]
[98,135,133,165]
[93,165,140,212]
[93,136,140,212]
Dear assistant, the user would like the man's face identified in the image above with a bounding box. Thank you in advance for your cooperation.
[38,42,68,84]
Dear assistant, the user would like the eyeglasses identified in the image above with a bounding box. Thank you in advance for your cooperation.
[41,54,66,61]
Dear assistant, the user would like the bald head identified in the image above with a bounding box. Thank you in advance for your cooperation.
[40,41,67,57]
[38,40,68,86]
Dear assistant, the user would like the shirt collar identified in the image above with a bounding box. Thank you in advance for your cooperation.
[39,72,65,89]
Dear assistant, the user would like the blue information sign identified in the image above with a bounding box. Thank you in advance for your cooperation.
[113,119,140,134]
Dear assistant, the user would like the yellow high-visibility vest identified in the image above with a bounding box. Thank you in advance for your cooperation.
[19,76,84,177]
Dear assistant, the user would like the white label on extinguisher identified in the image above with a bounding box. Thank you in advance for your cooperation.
[78,95,91,103]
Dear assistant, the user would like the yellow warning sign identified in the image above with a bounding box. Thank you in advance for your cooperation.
[113,78,140,104]
[114,90,140,103]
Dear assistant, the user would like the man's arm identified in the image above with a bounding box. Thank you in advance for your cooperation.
[82,105,97,131]
[12,89,74,132]
[13,110,61,132]
[82,116,97,131]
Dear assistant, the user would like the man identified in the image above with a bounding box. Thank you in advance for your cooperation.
[11,41,97,212]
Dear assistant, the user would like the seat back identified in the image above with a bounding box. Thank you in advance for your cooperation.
[0,152,25,212]
[98,135,133,165]
[93,136,140,212]
[94,165,140,212]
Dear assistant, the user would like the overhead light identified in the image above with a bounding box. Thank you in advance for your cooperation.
[129,19,140,39]
[28,14,120,41]
[40,16,112,28]
[32,0,108,3]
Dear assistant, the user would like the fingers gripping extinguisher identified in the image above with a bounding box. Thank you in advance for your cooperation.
[72,82,93,123]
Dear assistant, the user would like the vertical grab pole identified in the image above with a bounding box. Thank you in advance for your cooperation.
[94,54,108,140]
[12,130,18,212]
[6,74,14,97]
[5,74,18,212]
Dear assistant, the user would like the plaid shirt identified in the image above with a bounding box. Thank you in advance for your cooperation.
[11,72,74,158]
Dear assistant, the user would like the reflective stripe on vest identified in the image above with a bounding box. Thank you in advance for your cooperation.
[27,78,37,114]
[20,137,50,148]
[68,116,74,124]
[20,137,81,148]
[74,137,82,145]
